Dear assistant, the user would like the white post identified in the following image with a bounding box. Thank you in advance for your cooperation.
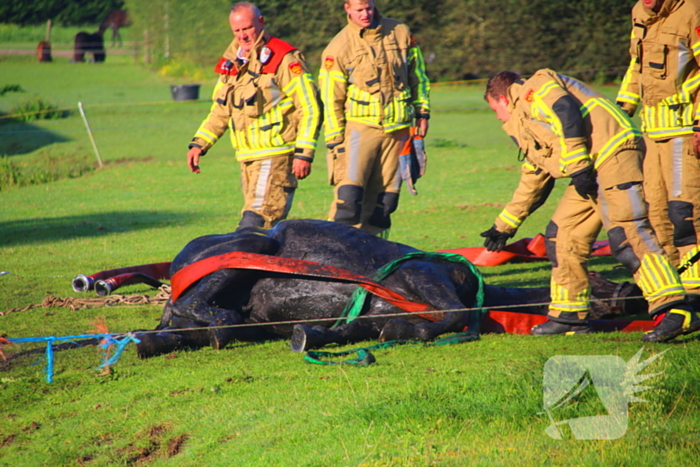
[164,2,170,59]
[78,102,104,168]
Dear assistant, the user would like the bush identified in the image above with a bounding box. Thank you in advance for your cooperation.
[7,96,69,122]
[0,147,97,191]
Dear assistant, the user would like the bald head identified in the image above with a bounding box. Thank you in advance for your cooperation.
[230,2,265,56]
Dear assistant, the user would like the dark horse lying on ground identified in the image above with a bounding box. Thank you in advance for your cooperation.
[135,219,646,358]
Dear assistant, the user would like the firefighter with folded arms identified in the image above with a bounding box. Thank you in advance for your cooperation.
[319,0,430,237]
[616,0,700,305]
[482,69,699,341]
[187,2,322,230]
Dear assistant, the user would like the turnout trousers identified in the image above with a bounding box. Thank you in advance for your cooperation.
[239,153,297,230]
[546,149,686,322]
[643,135,700,295]
[328,121,410,236]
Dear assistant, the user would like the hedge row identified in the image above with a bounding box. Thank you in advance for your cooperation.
[124,0,636,82]
[0,0,125,27]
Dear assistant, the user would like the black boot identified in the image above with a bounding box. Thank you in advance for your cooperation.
[531,320,591,336]
[642,305,700,343]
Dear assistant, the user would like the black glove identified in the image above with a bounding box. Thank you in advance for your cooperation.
[480,226,513,252]
[571,167,598,199]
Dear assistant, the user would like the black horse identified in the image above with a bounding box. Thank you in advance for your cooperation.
[135,219,644,357]
[73,26,106,63]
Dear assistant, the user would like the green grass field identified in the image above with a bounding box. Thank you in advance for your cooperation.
[1,48,699,467]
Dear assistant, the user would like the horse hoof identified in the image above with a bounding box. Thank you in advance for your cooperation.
[135,331,182,359]
[379,319,414,342]
[290,325,309,353]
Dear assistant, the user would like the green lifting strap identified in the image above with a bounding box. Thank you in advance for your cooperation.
[309,252,485,366]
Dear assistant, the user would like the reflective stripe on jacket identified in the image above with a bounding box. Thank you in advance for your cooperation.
[318,10,430,145]
[616,0,700,140]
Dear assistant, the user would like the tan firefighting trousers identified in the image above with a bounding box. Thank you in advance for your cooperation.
[239,154,297,229]
[546,149,686,322]
[643,135,700,294]
[328,121,410,235]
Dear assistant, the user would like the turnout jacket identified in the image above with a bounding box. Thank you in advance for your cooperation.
[190,31,322,162]
[318,9,430,145]
[494,69,643,234]
[617,0,700,140]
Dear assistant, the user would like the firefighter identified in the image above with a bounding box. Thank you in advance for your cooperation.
[319,0,430,237]
[187,2,322,229]
[616,0,700,300]
[482,69,699,342]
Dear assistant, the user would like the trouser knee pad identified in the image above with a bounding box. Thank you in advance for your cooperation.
[669,201,697,247]
[367,192,399,230]
[334,185,363,225]
[607,226,641,273]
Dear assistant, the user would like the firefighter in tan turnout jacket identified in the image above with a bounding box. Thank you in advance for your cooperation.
[483,69,699,342]
[319,0,430,236]
[616,0,700,299]
[187,3,321,229]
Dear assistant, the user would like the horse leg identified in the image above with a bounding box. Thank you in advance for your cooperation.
[377,263,474,342]
[290,321,378,352]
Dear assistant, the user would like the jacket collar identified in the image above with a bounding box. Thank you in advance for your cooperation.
[223,29,270,63]
[643,0,682,19]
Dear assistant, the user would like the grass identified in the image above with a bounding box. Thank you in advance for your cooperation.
[1,45,699,466]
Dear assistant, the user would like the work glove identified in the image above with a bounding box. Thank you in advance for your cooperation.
[571,167,598,200]
[399,130,428,196]
[480,226,514,252]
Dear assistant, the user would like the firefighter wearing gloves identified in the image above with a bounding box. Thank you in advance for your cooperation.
[319,0,430,237]
[187,2,322,230]
[616,0,700,300]
[484,69,698,342]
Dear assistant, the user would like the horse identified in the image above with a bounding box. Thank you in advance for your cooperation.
[100,10,131,47]
[73,26,106,63]
[134,219,646,358]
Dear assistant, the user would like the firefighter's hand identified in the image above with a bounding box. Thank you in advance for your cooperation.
[694,132,700,159]
[571,167,598,199]
[292,159,311,180]
[480,226,513,252]
[416,118,429,137]
[187,147,203,174]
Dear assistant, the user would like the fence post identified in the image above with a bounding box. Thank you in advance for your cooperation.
[78,102,104,168]
[144,30,150,64]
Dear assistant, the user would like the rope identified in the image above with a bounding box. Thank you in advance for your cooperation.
[0,285,171,316]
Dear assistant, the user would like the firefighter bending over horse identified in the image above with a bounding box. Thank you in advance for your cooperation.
[187,2,322,230]
[481,69,700,342]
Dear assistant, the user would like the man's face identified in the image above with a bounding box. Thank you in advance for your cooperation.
[487,95,512,123]
[230,8,264,54]
[641,0,661,11]
[345,0,375,28]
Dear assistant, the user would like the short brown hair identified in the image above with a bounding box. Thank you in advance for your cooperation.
[484,71,521,101]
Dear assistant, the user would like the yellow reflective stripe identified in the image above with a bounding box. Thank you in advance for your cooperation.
[284,73,320,150]
[680,246,700,287]
[534,80,558,99]
[681,74,700,95]
[693,41,700,56]
[559,147,589,171]
[523,161,536,171]
[498,209,522,229]
[235,145,295,161]
[616,61,640,105]
[319,69,346,140]
[597,97,636,128]
[636,254,685,302]
[382,121,412,132]
[408,46,430,110]
[195,128,218,144]
[550,281,589,312]
[594,128,642,168]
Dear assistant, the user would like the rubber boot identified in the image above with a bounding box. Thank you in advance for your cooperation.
[642,303,700,343]
[531,319,591,336]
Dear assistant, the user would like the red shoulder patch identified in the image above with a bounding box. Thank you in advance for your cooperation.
[696,26,700,38]
[324,56,335,70]
[289,61,303,75]
[525,89,535,102]
[214,57,238,76]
